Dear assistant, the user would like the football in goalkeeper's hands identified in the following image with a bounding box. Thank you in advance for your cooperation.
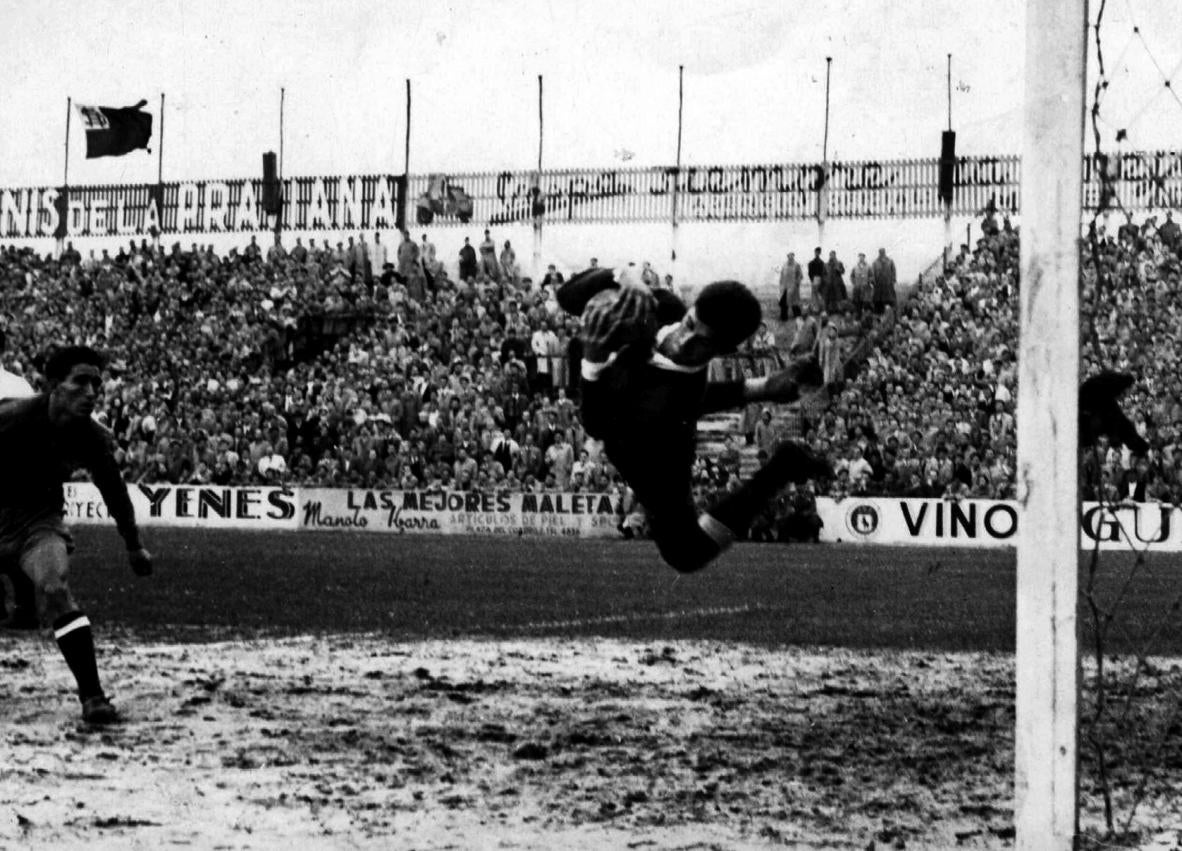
[581,286,658,362]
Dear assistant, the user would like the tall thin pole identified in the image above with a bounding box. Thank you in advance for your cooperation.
[533,74,544,279]
[404,79,412,176]
[818,57,832,241]
[277,87,285,237]
[944,56,953,267]
[156,93,165,248]
[402,79,412,234]
[675,65,684,174]
[947,53,953,131]
[671,64,684,268]
[821,57,832,163]
[61,97,71,251]
[1014,0,1087,848]
[279,87,285,179]
[158,92,165,184]
[537,74,544,175]
[64,97,72,186]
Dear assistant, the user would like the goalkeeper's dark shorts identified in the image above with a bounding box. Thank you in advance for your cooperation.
[603,425,722,574]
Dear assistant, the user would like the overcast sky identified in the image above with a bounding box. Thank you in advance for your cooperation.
[2,0,1179,188]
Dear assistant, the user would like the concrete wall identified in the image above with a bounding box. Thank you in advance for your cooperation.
[22,215,982,300]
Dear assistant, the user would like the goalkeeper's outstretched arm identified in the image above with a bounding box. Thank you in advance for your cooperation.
[557,268,619,316]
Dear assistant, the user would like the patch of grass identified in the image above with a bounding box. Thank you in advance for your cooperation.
[65,528,1182,654]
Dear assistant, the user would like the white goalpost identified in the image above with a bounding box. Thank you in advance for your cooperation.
[1015,0,1089,847]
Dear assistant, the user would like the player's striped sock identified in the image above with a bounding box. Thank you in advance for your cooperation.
[53,611,103,702]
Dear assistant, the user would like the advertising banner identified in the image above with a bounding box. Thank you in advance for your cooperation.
[298,488,621,538]
[3,152,1179,240]
[65,482,300,531]
[821,497,1182,552]
[64,483,1182,552]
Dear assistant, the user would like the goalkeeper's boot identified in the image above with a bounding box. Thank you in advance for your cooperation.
[708,441,832,536]
[81,693,121,726]
[774,440,833,484]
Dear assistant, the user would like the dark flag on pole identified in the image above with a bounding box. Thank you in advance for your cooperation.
[76,100,152,158]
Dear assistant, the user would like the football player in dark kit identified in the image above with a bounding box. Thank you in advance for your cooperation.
[0,345,152,724]
[558,267,831,573]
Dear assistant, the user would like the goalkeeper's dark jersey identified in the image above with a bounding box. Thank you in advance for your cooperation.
[0,395,141,546]
[557,269,744,439]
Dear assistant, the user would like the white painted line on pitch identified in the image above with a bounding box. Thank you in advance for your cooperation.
[517,603,776,631]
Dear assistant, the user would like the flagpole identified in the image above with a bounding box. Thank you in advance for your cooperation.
[156,92,165,249]
[64,97,72,186]
[158,92,165,184]
[533,73,543,280]
[671,64,684,282]
[819,56,832,245]
[404,79,411,176]
[61,97,71,253]
[944,54,953,268]
[277,86,285,238]
[279,87,285,179]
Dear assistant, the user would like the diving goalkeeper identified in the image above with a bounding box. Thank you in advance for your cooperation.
[558,266,831,573]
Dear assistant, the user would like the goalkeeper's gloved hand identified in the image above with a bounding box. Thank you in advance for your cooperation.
[763,357,824,403]
[580,285,657,364]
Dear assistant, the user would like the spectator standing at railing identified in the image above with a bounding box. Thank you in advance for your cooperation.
[370,232,387,278]
[266,234,287,265]
[1158,211,1180,251]
[871,247,897,315]
[420,233,438,278]
[479,230,499,281]
[807,247,826,312]
[850,252,872,316]
[351,234,369,284]
[824,250,847,313]
[397,230,422,299]
[458,237,478,282]
[499,241,518,284]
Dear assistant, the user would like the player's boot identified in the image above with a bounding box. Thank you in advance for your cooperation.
[81,693,121,726]
[708,441,832,537]
[773,440,833,484]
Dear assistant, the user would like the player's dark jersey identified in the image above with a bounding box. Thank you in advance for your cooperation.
[586,345,710,437]
[0,395,140,546]
[559,268,710,439]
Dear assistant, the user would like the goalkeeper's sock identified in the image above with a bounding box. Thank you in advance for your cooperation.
[53,611,103,702]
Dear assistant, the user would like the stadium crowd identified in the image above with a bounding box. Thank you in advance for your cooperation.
[1,206,1178,543]
[797,207,1182,506]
